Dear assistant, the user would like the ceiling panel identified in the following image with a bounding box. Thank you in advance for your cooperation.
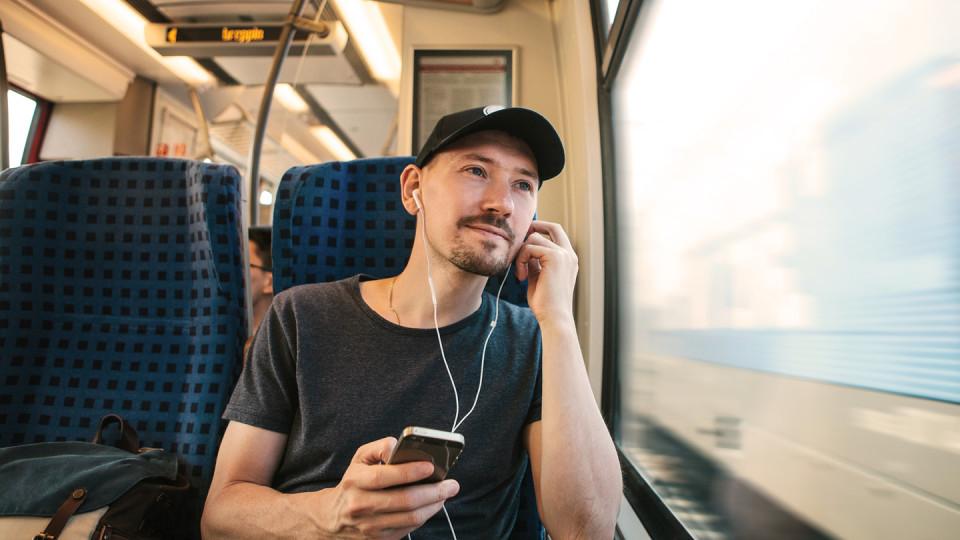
[215,55,363,85]
[150,0,323,22]
[303,84,398,157]
[3,34,126,102]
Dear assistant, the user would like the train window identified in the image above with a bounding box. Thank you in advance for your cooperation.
[607,0,959,538]
[6,89,38,167]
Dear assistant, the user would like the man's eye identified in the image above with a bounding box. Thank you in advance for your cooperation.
[515,181,534,192]
[466,166,485,176]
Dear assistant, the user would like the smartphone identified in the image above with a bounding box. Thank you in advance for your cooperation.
[386,426,465,484]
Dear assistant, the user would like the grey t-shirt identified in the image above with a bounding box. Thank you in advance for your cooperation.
[224,275,542,538]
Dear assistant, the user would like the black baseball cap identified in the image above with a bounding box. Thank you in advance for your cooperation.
[414,106,565,183]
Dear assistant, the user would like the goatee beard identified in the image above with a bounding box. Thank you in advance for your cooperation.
[449,242,511,276]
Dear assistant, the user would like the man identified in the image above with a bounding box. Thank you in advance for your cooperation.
[202,107,622,539]
[248,225,274,333]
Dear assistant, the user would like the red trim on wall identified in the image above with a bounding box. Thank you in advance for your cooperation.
[26,100,52,164]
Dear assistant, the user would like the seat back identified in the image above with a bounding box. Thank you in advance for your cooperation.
[0,158,247,491]
[273,157,542,538]
[273,157,416,291]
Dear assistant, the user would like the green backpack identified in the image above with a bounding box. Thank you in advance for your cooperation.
[0,414,198,540]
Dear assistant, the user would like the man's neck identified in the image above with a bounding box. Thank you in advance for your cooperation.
[360,248,488,329]
[391,262,487,328]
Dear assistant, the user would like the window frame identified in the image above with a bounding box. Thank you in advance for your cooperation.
[589,0,695,537]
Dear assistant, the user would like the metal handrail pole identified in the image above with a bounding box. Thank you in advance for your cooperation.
[189,88,213,160]
[246,0,308,225]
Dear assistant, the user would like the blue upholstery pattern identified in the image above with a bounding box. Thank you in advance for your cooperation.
[0,158,246,491]
[273,157,416,292]
[273,156,529,305]
[273,157,542,538]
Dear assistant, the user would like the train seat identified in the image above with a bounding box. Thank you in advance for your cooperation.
[0,158,247,494]
[272,157,543,539]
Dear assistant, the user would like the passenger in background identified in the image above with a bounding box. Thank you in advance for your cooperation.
[248,226,274,332]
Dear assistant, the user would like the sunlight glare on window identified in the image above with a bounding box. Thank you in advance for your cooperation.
[8,90,38,167]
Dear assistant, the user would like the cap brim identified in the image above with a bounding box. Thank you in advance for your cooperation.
[419,108,565,183]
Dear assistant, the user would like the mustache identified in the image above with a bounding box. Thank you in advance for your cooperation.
[457,214,516,242]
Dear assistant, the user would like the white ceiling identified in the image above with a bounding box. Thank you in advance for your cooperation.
[151,0,318,22]
[305,83,399,156]
[13,0,414,161]
[24,0,188,85]
[2,32,128,103]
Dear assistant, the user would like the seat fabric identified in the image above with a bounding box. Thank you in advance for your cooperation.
[0,158,247,491]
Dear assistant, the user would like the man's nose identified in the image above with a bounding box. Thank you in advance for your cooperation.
[482,179,514,216]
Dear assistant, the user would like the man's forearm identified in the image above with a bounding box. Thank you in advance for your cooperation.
[201,481,331,540]
[538,317,622,538]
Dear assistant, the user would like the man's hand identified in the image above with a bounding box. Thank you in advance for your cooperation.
[515,220,578,326]
[320,437,460,539]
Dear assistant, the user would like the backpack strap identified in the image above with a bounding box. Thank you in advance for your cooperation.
[92,414,140,454]
[33,488,87,540]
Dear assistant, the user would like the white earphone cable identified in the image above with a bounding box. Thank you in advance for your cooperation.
[453,263,509,432]
[418,197,461,430]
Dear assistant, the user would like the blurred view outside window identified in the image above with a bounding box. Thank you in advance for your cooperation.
[7,89,37,167]
[610,1,959,538]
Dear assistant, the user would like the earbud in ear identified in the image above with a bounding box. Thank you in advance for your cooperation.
[412,189,423,211]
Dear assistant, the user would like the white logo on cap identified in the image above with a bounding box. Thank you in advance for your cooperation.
[483,105,506,115]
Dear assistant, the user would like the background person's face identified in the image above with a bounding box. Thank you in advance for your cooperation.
[248,240,272,301]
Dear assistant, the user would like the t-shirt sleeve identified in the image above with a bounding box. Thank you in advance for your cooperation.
[223,299,298,434]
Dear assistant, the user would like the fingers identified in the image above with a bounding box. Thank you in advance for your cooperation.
[354,461,436,490]
[339,480,459,532]
[515,243,554,281]
[528,220,573,251]
[372,479,460,514]
[350,437,435,489]
[370,499,447,535]
[515,221,575,282]
[524,232,557,249]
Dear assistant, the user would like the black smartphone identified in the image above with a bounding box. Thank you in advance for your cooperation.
[386,426,465,484]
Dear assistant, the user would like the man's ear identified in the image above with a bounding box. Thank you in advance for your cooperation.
[399,164,422,215]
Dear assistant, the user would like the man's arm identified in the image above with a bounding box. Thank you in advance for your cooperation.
[202,422,317,538]
[201,421,460,539]
[517,221,622,539]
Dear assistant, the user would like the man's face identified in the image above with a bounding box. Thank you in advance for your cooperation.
[418,130,539,276]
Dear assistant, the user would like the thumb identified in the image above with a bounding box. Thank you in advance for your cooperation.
[354,436,398,465]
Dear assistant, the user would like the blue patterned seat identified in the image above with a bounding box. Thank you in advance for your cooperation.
[273,157,543,539]
[0,158,247,493]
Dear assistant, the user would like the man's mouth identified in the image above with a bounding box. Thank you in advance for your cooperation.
[458,215,515,243]
[467,224,511,242]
